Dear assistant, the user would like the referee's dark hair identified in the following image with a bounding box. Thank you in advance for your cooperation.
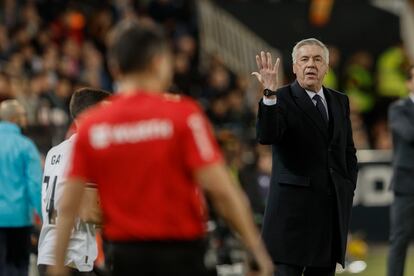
[69,87,111,120]
[107,20,169,75]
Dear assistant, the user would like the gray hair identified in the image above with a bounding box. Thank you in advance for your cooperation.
[292,38,329,64]
[0,99,24,121]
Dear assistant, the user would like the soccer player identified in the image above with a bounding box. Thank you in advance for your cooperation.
[37,88,110,276]
[49,21,273,276]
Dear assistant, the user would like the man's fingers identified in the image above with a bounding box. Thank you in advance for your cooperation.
[273,57,280,72]
[251,72,263,83]
[256,55,262,70]
[261,51,267,69]
[275,57,280,86]
[267,52,272,70]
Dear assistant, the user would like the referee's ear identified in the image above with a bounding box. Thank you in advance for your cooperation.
[108,56,121,82]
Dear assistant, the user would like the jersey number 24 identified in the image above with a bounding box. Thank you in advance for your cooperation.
[43,175,58,225]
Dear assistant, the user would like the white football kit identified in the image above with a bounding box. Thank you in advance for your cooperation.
[37,135,97,271]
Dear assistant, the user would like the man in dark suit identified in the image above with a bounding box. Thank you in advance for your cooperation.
[252,38,358,276]
[387,65,414,276]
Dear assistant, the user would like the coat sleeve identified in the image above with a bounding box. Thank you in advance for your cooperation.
[388,101,414,142]
[344,96,358,187]
[256,99,287,145]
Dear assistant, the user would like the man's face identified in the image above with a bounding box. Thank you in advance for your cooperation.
[293,44,328,92]
[406,67,414,93]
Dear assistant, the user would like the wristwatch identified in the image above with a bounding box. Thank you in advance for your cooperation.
[263,89,277,97]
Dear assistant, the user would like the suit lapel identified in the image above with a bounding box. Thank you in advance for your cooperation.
[324,87,341,142]
[290,81,329,141]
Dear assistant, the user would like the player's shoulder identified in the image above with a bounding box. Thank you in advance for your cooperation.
[158,94,206,129]
[160,93,203,113]
[17,133,39,154]
[45,136,73,159]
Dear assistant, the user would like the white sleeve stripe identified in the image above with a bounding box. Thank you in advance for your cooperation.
[187,113,214,161]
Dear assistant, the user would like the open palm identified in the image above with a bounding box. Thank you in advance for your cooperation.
[252,51,280,92]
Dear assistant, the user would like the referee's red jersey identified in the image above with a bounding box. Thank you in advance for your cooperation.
[67,92,223,241]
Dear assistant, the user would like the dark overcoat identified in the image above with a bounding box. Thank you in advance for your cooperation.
[257,81,358,267]
[388,97,414,195]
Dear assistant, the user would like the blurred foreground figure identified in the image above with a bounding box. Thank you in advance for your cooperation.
[49,21,273,276]
[0,99,42,276]
[37,88,110,276]
[253,38,358,276]
[387,65,414,276]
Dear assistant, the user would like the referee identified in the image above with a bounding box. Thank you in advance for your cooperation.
[49,21,273,276]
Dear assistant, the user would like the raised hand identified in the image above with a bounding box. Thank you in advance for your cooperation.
[252,51,280,92]
[247,247,275,276]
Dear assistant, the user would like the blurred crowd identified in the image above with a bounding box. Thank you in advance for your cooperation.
[322,44,411,151]
[0,0,411,218]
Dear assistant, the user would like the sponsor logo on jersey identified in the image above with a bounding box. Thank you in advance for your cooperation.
[89,119,174,149]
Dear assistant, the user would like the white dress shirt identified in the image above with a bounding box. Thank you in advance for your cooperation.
[410,93,414,103]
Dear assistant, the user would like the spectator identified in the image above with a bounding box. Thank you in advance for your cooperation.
[344,51,375,116]
[377,44,410,99]
[349,104,370,149]
[371,118,392,150]
[206,93,230,131]
[239,146,272,221]
[226,89,255,139]
[201,65,232,102]
[0,72,11,101]
[322,45,341,90]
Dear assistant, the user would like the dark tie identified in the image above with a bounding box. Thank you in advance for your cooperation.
[313,94,328,125]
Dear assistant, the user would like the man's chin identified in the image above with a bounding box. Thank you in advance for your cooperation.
[304,77,318,83]
[302,84,320,92]
[305,79,322,87]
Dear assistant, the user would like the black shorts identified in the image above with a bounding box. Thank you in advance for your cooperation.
[108,239,209,276]
[0,226,31,275]
[38,264,97,276]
